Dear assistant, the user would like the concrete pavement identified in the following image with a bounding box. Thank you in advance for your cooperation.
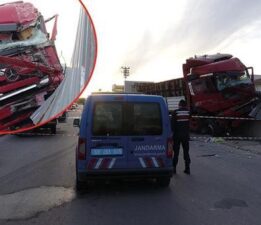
[0,111,261,225]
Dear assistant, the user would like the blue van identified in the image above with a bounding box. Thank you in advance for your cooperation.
[74,93,173,190]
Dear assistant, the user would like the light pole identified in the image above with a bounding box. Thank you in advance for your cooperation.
[121,66,130,92]
[121,66,130,80]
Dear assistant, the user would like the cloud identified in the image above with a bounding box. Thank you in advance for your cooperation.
[117,0,261,80]
[120,32,154,74]
[161,0,261,54]
[83,0,261,90]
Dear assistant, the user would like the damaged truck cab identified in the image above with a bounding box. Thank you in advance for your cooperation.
[183,53,260,135]
[0,1,64,132]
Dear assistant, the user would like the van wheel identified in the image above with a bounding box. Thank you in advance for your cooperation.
[76,179,87,191]
[156,177,171,187]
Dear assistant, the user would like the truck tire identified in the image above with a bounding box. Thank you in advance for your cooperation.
[156,177,171,187]
[208,123,223,137]
[51,125,56,134]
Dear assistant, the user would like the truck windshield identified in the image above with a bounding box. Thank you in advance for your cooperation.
[0,26,48,51]
[215,71,251,91]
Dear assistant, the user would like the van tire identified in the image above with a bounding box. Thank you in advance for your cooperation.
[156,177,171,187]
[76,179,86,191]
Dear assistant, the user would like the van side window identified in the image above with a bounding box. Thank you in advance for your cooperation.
[92,103,123,136]
[130,103,162,135]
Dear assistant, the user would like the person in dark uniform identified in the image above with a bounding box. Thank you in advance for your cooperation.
[171,99,191,174]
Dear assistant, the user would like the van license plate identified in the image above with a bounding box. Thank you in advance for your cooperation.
[91,148,123,156]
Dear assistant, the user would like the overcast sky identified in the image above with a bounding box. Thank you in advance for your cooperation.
[82,0,261,93]
[2,0,261,94]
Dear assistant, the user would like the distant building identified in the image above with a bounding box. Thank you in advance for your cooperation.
[124,81,153,93]
[112,84,124,92]
[125,78,184,97]
[124,79,184,111]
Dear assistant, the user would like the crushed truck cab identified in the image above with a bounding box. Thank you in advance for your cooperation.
[183,53,261,135]
[0,1,63,132]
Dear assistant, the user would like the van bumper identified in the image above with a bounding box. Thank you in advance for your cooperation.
[78,168,173,180]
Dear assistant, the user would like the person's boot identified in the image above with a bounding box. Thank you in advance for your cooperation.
[184,165,190,175]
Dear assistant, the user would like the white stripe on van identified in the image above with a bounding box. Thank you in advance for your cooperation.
[177,111,190,114]
[139,157,146,168]
[177,119,189,121]
[95,158,103,169]
[108,158,116,169]
[152,157,159,168]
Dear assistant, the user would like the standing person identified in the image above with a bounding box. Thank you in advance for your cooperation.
[171,99,191,174]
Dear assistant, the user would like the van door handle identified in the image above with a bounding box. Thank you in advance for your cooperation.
[131,137,144,141]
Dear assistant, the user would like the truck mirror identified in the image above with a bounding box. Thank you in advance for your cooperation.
[246,67,254,82]
[187,74,198,81]
[73,118,80,127]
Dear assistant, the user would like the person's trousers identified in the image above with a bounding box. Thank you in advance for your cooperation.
[173,137,190,168]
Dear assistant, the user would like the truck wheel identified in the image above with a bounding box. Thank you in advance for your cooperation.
[208,123,223,137]
[156,177,171,187]
[200,125,209,134]
[51,126,56,134]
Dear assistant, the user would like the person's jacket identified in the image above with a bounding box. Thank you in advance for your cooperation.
[171,107,190,139]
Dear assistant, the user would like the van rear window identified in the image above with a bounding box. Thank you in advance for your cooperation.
[92,102,162,136]
[129,103,162,135]
[92,103,123,136]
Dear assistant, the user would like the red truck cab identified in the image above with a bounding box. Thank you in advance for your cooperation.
[183,54,259,135]
[0,1,64,133]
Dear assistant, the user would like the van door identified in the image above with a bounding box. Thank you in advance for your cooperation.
[86,101,128,170]
[125,101,167,169]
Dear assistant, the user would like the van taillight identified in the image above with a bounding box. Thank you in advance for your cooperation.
[167,137,173,158]
[78,138,86,160]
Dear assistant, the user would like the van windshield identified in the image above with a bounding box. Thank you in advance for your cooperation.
[92,102,162,136]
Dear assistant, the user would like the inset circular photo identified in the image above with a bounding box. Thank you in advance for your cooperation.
[0,0,97,134]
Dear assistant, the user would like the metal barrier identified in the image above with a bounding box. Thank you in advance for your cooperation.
[191,115,259,121]
[190,136,261,141]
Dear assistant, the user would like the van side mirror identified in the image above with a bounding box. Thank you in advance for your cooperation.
[73,118,80,127]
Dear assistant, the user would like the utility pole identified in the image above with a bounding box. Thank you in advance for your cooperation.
[121,66,130,92]
[121,66,130,80]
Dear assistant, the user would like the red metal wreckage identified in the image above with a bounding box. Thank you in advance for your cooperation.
[0,1,64,132]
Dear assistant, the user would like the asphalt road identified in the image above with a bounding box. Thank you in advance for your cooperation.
[0,109,261,225]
